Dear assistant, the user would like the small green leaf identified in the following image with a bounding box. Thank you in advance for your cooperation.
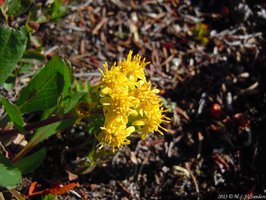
[42,194,56,200]
[14,119,75,160]
[13,148,46,174]
[28,90,86,120]
[22,49,45,62]
[0,27,27,85]
[47,0,69,20]
[0,153,21,189]
[18,63,34,74]
[3,76,16,91]
[28,3,49,23]
[16,56,73,114]
[30,35,43,48]
[1,96,24,130]
[62,91,87,113]
[30,119,74,147]
[7,0,32,17]
[86,116,104,135]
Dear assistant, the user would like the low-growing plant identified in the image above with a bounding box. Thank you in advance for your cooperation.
[192,23,209,45]
[0,1,170,199]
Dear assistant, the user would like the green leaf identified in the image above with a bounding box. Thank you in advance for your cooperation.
[3,76,16,91]
[28,3,49,24]
[16,56,73,114]
[0,27,27,85]
[18,63,34,75]
[0,153,21,189]
[42,194,56,200]
[14,119,75,161]
[7,0,32,17]
[30,35,42,48]
[35,90,86,120]
[30,119,74,147]
[86,116,104,135]
[47,0,69,20]
[22,49,45,62]
[1,96,24,130]
[13,148,46,174]
[62,91,87,113]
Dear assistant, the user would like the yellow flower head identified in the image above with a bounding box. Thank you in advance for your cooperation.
[97,118,135,149]
[97,51,169,150]
[119,51,148,82]
[130,81,169,139]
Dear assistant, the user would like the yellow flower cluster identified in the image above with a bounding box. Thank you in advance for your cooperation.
[97,51,169,149]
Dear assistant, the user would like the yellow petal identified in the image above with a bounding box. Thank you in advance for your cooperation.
[102,87,112,94]
[132,120,145,126]
[125,126,135,136]
[139,109,144,116]
[129,109,139,117]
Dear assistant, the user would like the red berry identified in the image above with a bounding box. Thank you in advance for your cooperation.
[210,103,222,118]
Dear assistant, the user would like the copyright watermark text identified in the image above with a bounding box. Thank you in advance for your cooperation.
[217,194,266,200]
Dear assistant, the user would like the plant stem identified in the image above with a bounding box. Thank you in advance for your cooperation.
[9,189,26,200]
[0,113,75,138]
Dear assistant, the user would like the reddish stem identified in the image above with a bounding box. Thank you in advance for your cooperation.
[0,113,75,138]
